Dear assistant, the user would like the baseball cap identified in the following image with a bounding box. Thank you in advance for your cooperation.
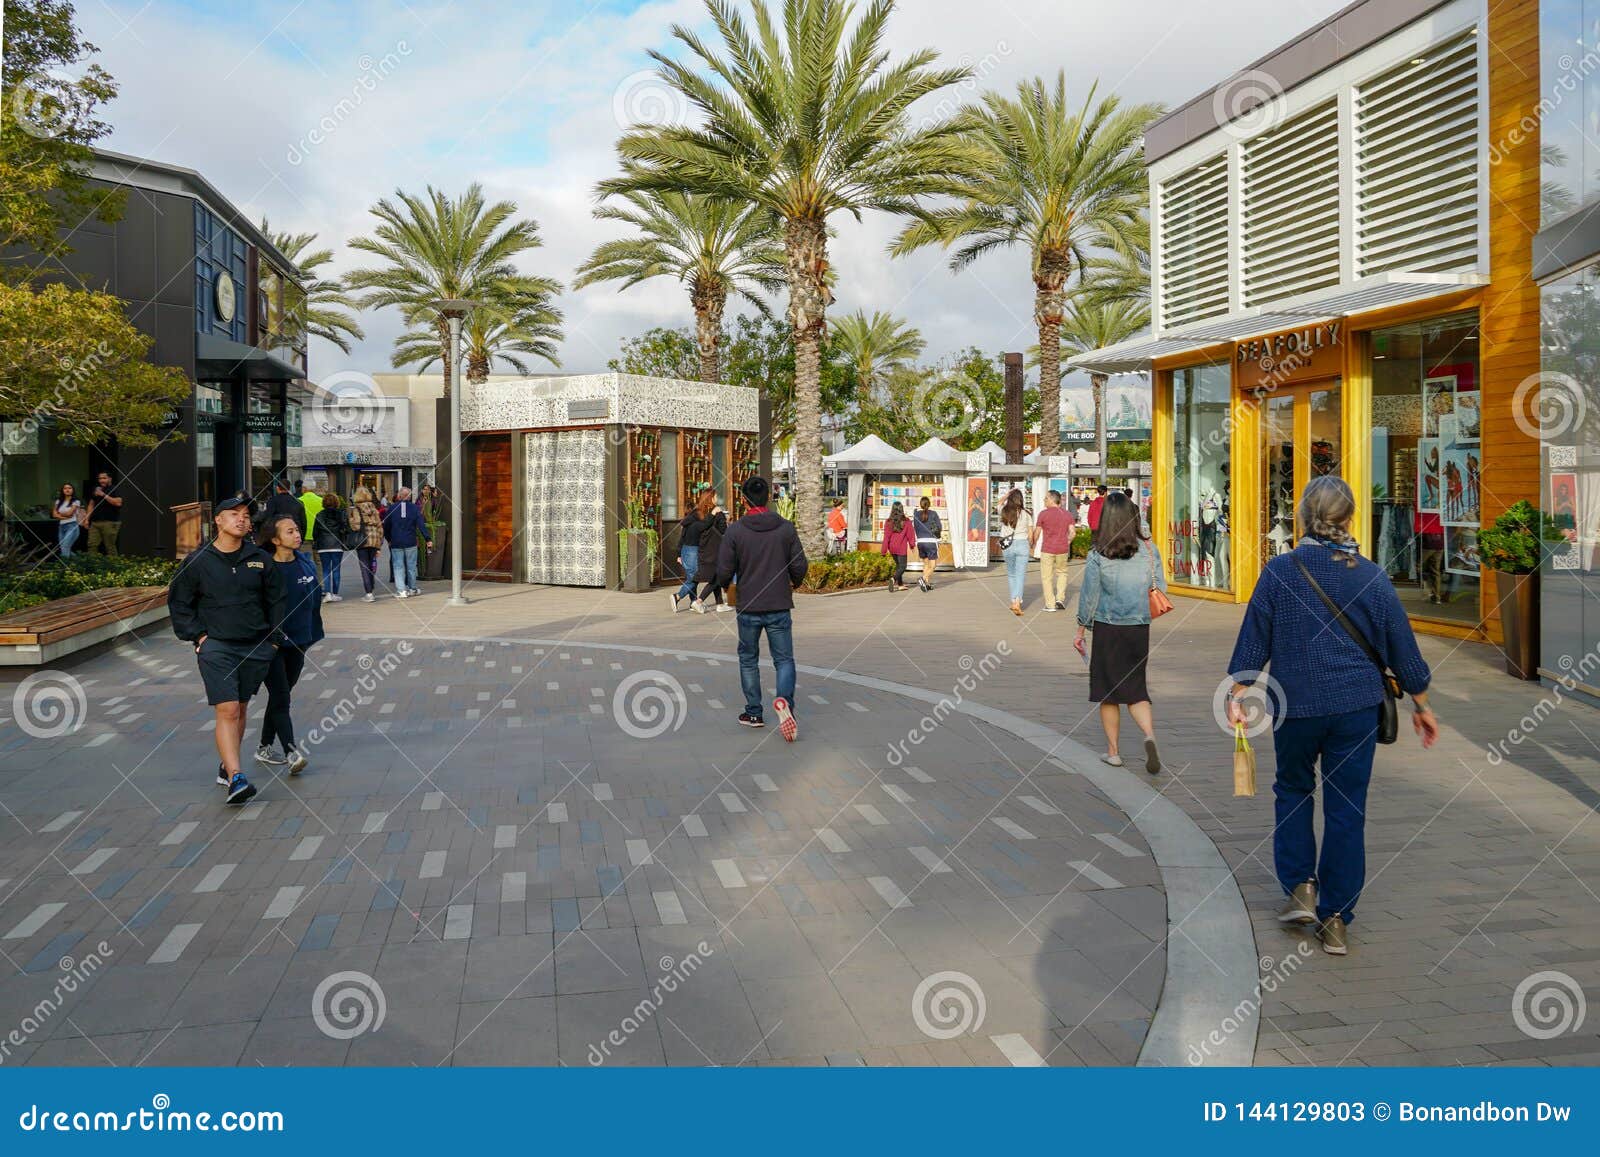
[215,494,251,513]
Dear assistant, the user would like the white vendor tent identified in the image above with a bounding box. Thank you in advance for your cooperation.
[823,434,918,467]
[976,440,1008,464]
[908,436,966,463]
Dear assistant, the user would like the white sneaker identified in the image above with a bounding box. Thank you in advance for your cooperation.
[1043,604,1056,612]
[670,593,683,614]
[364,593,375,603]
[692,600,707,614]
[285,747,308,776]
[715,604,733,613]
[324,593,342,603]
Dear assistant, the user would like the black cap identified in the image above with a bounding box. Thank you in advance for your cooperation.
[215,494,251,513]
[742,475,770,507]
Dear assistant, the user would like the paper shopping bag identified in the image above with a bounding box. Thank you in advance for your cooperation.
[1232,725,1257,798]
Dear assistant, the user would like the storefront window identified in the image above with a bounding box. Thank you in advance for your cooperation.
[1539,267,1600,682]
[0,424,91,539]
[659,430,679,521]
[1539,0,1591,225]
[1369,312,1481,624]
[1169,362,1232,590]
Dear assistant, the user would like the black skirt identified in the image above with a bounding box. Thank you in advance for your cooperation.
[1088,622,1151,705]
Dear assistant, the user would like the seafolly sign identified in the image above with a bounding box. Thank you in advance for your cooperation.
[1235,320,1342,387]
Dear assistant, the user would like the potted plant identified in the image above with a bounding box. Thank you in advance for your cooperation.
[1477,500,1564,680]
[617,494,658,593]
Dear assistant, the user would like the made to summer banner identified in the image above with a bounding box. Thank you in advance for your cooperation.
[0,1068,1591,1153]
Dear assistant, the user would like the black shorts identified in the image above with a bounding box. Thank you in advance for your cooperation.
[916,543,939,560]
[196,637,274,706]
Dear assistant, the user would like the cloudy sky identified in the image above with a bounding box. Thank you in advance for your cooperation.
[79,0,1350,399]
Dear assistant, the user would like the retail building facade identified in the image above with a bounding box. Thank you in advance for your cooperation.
[0,149,312,557]
[1074,0,1541,643]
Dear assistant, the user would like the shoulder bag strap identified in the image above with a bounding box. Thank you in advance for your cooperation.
[1292,554,1396,687]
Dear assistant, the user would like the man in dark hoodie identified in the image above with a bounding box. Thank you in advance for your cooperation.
[262,478,307,538]
[167,494,287,805]
[717,475,808,740]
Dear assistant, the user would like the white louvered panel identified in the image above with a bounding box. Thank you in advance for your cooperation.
[1354,30,1480,277]
[1158,154,1229,329]
[1240,100,1339,307]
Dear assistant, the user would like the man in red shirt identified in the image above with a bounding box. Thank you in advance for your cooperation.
[1035,489,1076,610]
[1087,484,1108,547]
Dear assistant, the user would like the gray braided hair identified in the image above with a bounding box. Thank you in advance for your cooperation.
[1298,475,1358,554]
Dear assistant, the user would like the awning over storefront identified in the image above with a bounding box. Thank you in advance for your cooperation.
[1067,272,1488,375]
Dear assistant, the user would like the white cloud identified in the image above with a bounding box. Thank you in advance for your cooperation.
[79,0,1348,387]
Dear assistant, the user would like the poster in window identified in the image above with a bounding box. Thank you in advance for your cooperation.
[966,476,988,543]
[1422,375,1456,437]
[1453,388,1481,444]
[1438,416,1481,527]
[1416,438,1441,514]
[1550,472,1578,535]
[1445,527,1481,576]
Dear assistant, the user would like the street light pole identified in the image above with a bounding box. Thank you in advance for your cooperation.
[433,298,480,609]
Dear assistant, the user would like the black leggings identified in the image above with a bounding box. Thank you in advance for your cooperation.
[357,547,380,594]
[697,580,724,605]
[891,553,908,586]
[260,643,307,752]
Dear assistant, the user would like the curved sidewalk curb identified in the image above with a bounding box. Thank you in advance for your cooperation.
[328,630,1261,1067]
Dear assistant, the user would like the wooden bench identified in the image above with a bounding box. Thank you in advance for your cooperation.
[0,586,170,666]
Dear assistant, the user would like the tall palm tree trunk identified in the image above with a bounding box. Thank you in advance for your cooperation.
[1091,372,1108,484]
[786,216,829,557]
[467,349,490,385]
[691,277,726,384]
[1034,283,1065,458]
[437,315,454,399]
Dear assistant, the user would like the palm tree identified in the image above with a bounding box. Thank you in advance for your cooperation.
[832,309,925,403]
[893,74,1161,457]
[259,221,365,354]
[600,0,974,555]
[1059,293,1149,482]
[575,190,784,383]
[393,290,564,384]
[344,184,555,396]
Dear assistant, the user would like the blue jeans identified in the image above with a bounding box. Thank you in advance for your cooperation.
[1003,542,1030,602]
[392,545,419,591]
[58,520,80,557]
[677,545,699,600]
[1271,706,1381,924]
[319,550,343,594]
[737,610,796,717]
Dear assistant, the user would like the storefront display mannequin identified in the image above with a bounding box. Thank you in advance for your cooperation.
[1198,490,1222,586]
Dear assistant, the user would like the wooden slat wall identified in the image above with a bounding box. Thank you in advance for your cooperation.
[472,435,514,575]
[1479,0,1543,644]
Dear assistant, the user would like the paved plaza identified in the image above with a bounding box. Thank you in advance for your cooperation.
[2,556,1599,1067]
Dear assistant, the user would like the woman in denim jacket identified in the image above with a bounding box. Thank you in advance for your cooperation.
[1075,491,1167,774]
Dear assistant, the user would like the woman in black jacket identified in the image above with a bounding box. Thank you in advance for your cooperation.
[693,497,731,613]
[311,493,349,602]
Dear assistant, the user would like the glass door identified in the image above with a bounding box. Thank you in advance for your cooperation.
[1260,380,1342,558]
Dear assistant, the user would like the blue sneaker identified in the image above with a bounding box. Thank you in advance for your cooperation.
[226,772,258,806]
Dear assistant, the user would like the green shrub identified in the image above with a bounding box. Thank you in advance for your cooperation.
[1477,500,1566,575]
[0,591,49,616]
[799,549,894,592]
[1070,527,1093,559]
[0,554,180,603]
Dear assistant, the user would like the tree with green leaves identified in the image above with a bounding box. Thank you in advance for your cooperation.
[600,0,975,555]
[832,309,925,403]
[844,348,1038,451]
[258,221,366,355]
[893,73,1161,457]
[609,327,701,380]
[1059,294,1149,482]
[395,294,563,384]
[345,184,559,396]
[576,190,784,383]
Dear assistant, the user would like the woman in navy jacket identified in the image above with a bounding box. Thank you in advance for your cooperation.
[1226,475,1438,956]
[254,513,325,776]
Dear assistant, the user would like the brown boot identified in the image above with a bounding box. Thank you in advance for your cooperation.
[1317,916,1349,955]
[1276,881,1316,925]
